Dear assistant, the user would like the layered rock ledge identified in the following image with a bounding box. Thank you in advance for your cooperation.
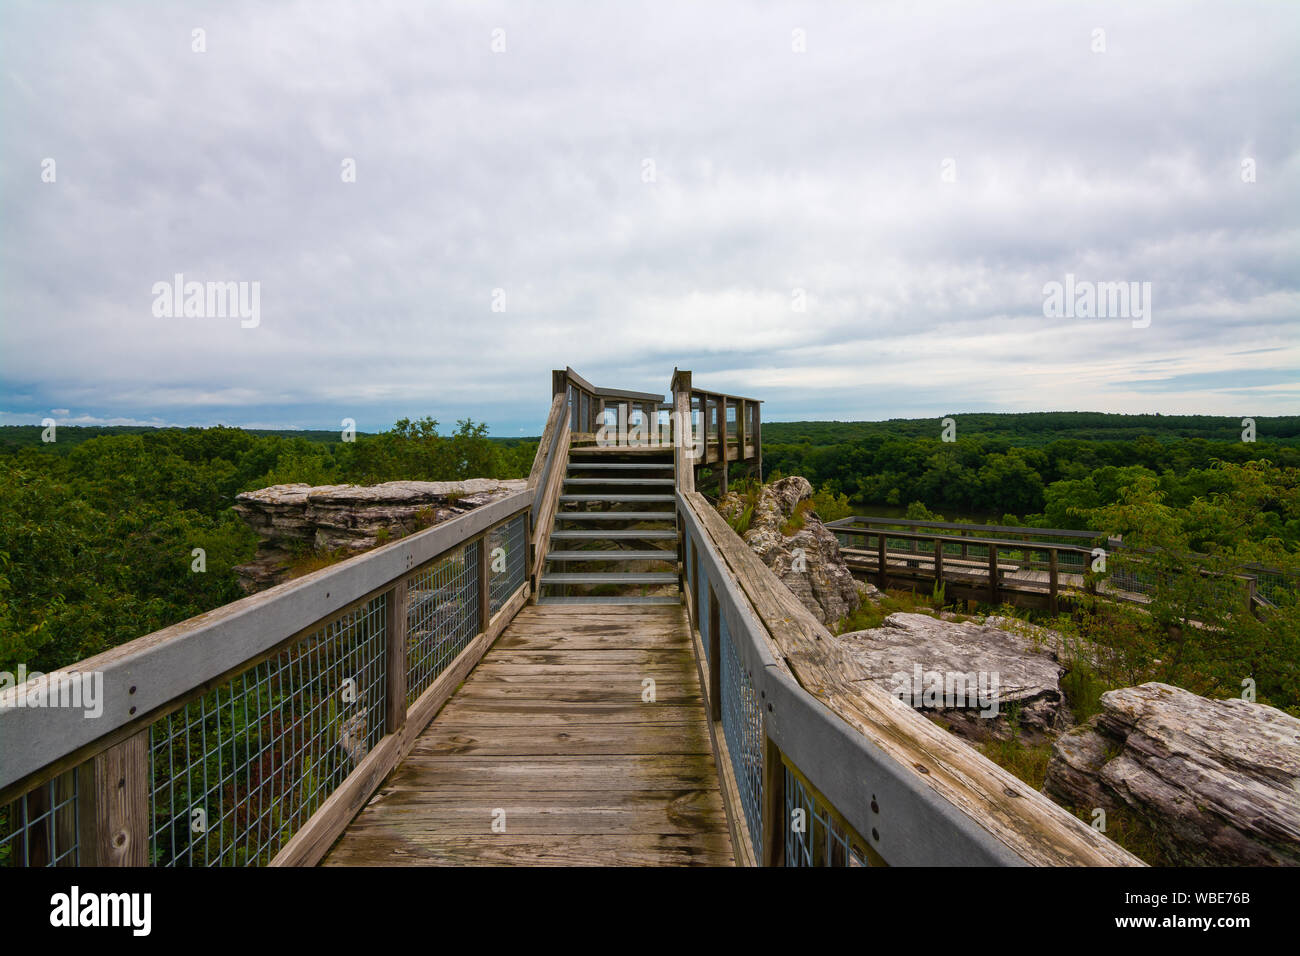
[233,478,526,592]
[1043,682,1300,866]
[836,612,1068,741]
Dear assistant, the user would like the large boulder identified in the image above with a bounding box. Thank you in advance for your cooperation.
[233,478,526,592]
[717,476,860,626]
[1043,682,1300,866]
[835,611,1068,741]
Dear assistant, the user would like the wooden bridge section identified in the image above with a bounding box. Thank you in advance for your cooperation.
[0,365,1142,869]
[323,604,732,865]
[828,516,1278,615]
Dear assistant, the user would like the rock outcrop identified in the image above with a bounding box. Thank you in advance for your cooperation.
[716,476,860,626]
[233,478,526,592]
[1042,682,1300,866]
[835,612,1068,741]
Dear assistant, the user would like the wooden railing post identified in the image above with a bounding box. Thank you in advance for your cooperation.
[672,372,695,493]
[1048,548,1059,614]
[707,395,717,465]
[934,537,944,591]
[988,545,999,603]
[737,398,747,473]
[385,579,409,734]
[77,731,149,866]
[761,733,784,866]
[877,532,887,589]
[478,529,492,634]
[719,399,730,494]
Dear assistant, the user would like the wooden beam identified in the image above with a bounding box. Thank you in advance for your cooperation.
[877,532,887,589]
[988,545,999,603]
[76,731,149,866]
[673,382,695,492]
[527,392,566,488]
[529,415,570,596]
[720,400,730,494]
[478,530,492,633]
[761,733,784,866]
[385,580,409,735]
[737,399,746,466]
[1048,548,1059,614]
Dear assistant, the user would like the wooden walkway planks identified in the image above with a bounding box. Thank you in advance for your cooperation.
[323,604,734,866]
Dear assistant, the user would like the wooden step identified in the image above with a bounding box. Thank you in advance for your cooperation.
[554,512,676,522]
[546,551,675,562]
[567,463,673,471]
[560,495,675,503]
[551,529,678,540]
[536,595,682,606]
[564,478,675,486]
[541,572,678,586]
[567,446,673,457]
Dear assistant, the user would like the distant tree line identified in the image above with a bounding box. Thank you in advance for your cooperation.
[764,414,1300,541]
[0,419,536,676]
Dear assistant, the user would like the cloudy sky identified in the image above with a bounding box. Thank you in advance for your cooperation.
[1,0,1296,435]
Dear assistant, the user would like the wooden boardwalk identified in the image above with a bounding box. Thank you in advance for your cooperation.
[323,604,735,866]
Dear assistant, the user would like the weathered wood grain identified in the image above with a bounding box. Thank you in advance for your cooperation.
[324,831,733,866]
[324,604,734,866]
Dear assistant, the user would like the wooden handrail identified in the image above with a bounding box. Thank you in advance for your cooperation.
[1,491,536,867]
[529,407,570,593]
[830,515,1103,541]
[678,490,1142,866]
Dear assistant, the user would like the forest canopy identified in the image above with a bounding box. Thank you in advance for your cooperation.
[0,419,535,676]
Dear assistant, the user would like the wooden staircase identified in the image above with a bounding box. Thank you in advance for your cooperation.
[538,448,679,605]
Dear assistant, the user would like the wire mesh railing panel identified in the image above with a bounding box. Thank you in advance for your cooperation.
[407,539,481,704]
[488,516,527,616]
[0,770,79,867]
[719,609,763,860]
[148,594,388,867]
[784,764,871,867]
[1252,569,1295,606]
[1108,564,1159,596]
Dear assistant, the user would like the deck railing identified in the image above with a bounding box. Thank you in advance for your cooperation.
[827,518,1099,611]
[0,490,534,867]
[828,515,1292,614]
[670,369,761,492]
[555,366,671,446]
[676,492,1141,866]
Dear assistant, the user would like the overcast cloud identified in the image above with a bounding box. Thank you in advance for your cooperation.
[1,0,1297,435]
